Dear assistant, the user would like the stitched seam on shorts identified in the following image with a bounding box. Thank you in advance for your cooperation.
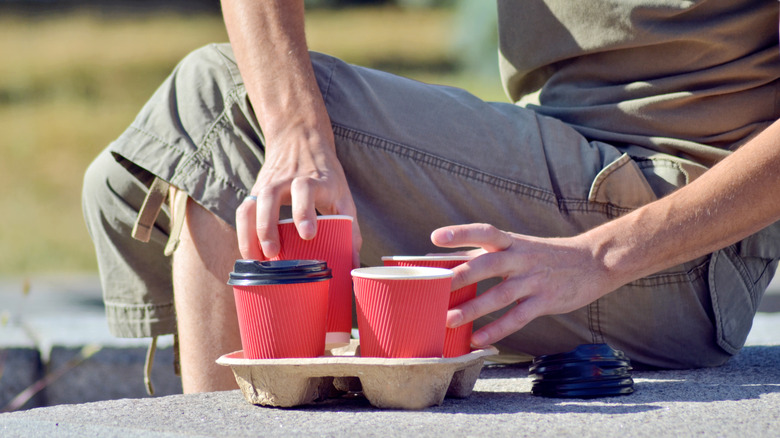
[105,302,175,311]
[626,257,709,287]
[319,55,338,107]
[333,124,638,217]
[123,123,244,204]
[587,301,604,344]
[127,125,188,158]
[212,43,241,90]
[333,124,557,205]
[722,244,761,309]
[172,93,246,195]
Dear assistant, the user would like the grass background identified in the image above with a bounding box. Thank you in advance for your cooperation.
[0,5,507,275]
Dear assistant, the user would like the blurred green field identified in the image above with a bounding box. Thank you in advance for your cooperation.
[0,6,506,275]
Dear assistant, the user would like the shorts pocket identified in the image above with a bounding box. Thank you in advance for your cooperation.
[588,153,658,209]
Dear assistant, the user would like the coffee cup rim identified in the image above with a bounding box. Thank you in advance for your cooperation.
[351,266,453,280]
[278,215,354,225]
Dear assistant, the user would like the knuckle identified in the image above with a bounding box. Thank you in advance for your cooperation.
[452,268,471,289]
[236,201,254,216]
[496,284,518,306]
[476,223,498,235]
[291,175,322,194]
[237,242,252,257]
[255,222,275,237]
[504,307,530,331]
[458,299,479,321]
[255,185,277,199]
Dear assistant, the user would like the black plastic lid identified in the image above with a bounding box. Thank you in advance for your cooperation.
[532,343,628,366]
[530,364,632,383]
[227,259,331,286]
[530,343,635,399]
[529,359,631,376]
[532,379,635,398]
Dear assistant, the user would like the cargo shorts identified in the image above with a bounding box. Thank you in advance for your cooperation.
[82,43,780,369]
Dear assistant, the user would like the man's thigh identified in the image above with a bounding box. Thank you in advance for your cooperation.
[313,52,631,259]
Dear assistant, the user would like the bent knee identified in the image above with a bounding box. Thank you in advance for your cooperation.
[82,149,149,237]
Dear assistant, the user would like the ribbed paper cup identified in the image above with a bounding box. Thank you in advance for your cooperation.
[273,215,353,348]
[352,266,453,358]
[382,256,476,357]
[228,260,331,359]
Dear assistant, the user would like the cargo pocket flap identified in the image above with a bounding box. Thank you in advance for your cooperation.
[708,249,758,355]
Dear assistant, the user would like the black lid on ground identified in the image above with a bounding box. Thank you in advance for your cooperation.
[532,343,629,366]
[227,259,331,286]
[530,343,635,399]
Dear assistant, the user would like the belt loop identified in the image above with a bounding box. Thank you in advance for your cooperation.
[164,187,188,256]
[144,336,158,396]
[132,177,170,243]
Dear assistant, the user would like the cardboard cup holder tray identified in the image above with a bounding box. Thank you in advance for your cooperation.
[217,342,498,410]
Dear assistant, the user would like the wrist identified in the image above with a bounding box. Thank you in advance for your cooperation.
[580,212,653,293]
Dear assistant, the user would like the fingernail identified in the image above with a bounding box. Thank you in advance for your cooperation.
[298,220,315,239]
[446,310,463,328]
[261,241,279,258]
[472,332,488,347]
[432,229,454,244]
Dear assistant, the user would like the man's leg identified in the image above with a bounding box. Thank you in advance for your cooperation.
[172,196,243,393]
[95,44,739,374]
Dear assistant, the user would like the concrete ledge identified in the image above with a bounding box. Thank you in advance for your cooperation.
[1,345,779,437]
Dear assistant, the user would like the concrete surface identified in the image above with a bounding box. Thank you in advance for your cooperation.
[1,273,779,436]
[1,346,779,437]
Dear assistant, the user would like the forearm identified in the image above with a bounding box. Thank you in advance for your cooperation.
[224,0,359,260]
[221,0,329,137]
[586,119,780,290]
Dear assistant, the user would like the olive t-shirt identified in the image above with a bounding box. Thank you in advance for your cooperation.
[497,0,780,167]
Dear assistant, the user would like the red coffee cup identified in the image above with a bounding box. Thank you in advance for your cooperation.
[382,256,476,357]
[352,266,453,358]
[228,259,331,359]
[273,215,353,349]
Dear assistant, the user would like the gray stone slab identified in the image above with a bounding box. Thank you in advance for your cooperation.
[1,276,180,410]
[0,348,44,411]
[44,345,182,407]
[1,345,779,437]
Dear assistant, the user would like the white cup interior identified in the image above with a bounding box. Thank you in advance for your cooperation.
[351,266,453,280]
[381,255,472,262]
[278,215,354,225]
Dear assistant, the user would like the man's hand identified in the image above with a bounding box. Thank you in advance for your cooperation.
[431,223,614,348]
[235,121,362,266]
[432,108,780,348]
